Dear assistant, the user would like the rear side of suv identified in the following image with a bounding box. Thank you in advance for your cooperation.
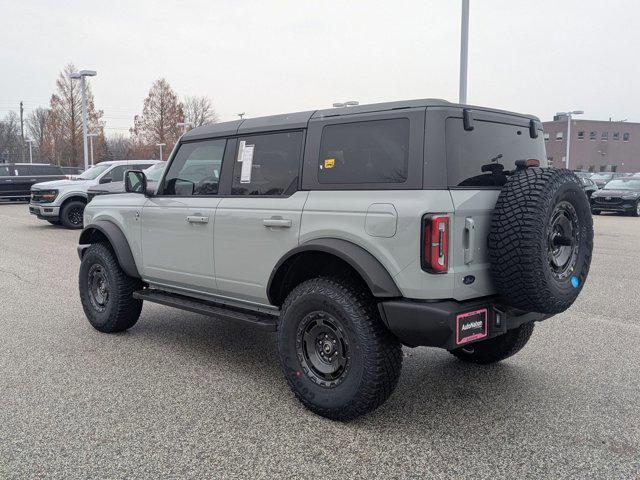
[78,99,593,420]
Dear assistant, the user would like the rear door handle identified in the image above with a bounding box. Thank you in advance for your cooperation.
[263,217,292,228]
[186,215,209,224]
[464,217,476,264]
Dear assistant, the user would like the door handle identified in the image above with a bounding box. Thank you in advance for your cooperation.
[463,217,476,264]
[186,215,209,224]
[263,217,292,228]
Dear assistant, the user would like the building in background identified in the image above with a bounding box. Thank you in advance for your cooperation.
[543,116,640,173]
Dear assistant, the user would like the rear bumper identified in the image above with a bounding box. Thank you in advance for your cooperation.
[28,203,60,220]
[378,297,548,349]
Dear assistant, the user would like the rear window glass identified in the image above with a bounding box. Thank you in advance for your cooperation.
[318,119,409,184]
[446,118,547,188]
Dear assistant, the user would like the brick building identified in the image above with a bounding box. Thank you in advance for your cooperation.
[543,116,640,173]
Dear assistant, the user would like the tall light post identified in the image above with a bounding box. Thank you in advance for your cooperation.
[459,0,470,104]
[556,110,584,169]
[156,143,166,161]
[69,70,97,171]
[26,139,34,163]
[87,133,99,166]
[176,122,194,135]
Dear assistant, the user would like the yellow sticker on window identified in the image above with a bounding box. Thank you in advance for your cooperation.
[324,158,335,169]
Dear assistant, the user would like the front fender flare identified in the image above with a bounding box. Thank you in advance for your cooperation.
[78,220,140,278]
[267,238,402,304]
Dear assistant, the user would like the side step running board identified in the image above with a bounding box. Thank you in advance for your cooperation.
[133,289,278,331]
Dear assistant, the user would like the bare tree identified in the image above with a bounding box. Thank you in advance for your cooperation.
[43,63,104,166]
[183,95,218,127]
[26,107,49,154]
[0,112,22,163]
[131,78,184,153]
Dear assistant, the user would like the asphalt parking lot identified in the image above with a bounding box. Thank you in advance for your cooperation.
[0,203,638,479]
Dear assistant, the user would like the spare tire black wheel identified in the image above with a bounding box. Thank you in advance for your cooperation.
[489,168,593,315]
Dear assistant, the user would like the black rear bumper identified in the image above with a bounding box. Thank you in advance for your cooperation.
[378,297,548,349]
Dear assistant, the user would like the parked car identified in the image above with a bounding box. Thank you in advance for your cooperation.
[29,159,160,228]
[0,163,66,201]
[579,176,598,198]
[590,178,640,216]
[590,172,626,189]
[86,162,166,202]
[77,99,594,420]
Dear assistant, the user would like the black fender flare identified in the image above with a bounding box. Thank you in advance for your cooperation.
[267,238,402,304]
[78,220,140,278]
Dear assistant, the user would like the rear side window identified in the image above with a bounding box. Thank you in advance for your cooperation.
[231,131,302,196]
[0,165,12,176]
[14,166,33,176]
[446,118,547,188]
[161,139,226,196]
[318,119,409,184]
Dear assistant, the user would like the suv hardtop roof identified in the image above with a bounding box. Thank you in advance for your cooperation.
[183,98,540,141]
[96,159,157,166]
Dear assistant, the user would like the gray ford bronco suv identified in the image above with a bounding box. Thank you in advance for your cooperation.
[77,99,593,420]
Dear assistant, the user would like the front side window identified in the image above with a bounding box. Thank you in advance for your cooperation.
[161,139,226,196]
[318,118,409,184]
[231,131,302,195]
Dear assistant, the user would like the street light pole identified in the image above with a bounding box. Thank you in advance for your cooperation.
[556,110,584,169]
[87,133,99,166]
[26,139,33,163]
[69,70,97,172]
[459,0,470,104]
[156,143,166,161]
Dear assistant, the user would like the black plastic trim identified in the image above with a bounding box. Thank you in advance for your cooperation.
[78,220,140,278]
[267,238,402,304]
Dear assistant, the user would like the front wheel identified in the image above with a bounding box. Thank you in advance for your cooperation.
[450,322,535,365]
[632,201,640,217]
[79,243,143,333]
[277,277,402,421]
[60,200,86,229]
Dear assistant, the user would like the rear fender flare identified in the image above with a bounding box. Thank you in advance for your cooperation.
[267,238,402,304]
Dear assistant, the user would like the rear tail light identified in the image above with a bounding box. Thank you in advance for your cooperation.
[422,215,449,273]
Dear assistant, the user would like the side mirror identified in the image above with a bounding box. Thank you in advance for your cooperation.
[125,170,147,195]
[99,176,112,184]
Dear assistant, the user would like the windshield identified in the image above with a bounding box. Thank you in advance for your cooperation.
[78,164,111,180]
[604,179,640,190]
[144,162,166,181]
[591,173,613,180]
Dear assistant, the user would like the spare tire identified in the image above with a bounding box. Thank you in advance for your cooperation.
[488,168,593,314]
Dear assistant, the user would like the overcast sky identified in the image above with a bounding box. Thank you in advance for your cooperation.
[1,0,638,135]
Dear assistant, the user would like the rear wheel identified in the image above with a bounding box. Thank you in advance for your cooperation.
[79,243,143,333]
[632,201,640,217]
[60,200,85,229]
[277,277,402,421]
[451,322,535,365]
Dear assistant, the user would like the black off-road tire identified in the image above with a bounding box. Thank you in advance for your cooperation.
[60,200,86,229]
[450,322,535,365]
[277,277,402,421]
[489,168,593,314]
[79,243,143,333]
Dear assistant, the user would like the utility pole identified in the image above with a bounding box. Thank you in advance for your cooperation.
[20,101,25,162]
[459,0,470,104]
[69,70,97,171]
[87,133,99,166]
[156,143,166,161]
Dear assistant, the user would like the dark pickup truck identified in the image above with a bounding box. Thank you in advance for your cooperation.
[0,164,66,200]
